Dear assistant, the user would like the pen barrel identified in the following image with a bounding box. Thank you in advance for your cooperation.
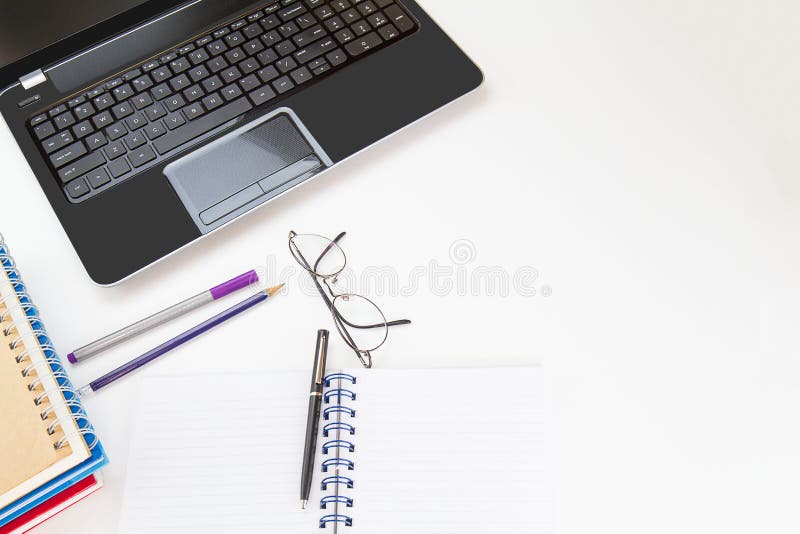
[71,291,213,362]
[301,391,323,501]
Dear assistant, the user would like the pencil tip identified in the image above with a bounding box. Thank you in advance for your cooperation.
[300,499,307,509]
[266,283,285,297]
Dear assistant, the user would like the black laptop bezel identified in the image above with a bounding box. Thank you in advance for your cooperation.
[0,1,189,90]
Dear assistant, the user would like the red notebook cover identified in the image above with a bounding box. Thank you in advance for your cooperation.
[0,474,102,534]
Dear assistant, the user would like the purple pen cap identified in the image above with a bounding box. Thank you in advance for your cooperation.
[67,352,77,364]
[209,270,260,300]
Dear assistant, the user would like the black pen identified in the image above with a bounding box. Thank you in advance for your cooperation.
[301,329,329,509]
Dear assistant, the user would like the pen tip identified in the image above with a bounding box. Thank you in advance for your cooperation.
[300,499,307,509]
[266,283,285,297]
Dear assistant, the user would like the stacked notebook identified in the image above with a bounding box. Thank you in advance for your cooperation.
[0,236,107,533]
[119,367,552,533]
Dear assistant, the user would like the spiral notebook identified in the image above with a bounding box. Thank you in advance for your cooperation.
[119,367,552,533]
[0,236,107,526]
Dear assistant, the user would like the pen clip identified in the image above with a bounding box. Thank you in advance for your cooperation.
[315,330,329,385]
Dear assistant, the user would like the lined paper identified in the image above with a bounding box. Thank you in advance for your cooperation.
[118,368,552,533]
[349,368,552,534]
[118,372,318,533]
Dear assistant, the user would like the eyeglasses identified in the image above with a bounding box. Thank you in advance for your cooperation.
[289,231,410,368]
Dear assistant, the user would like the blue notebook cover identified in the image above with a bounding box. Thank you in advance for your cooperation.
[0,238,108,526]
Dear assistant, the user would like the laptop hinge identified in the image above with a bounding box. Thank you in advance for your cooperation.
[20,69,47,90]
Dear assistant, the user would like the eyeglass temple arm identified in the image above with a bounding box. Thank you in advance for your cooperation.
[295,245,368,354]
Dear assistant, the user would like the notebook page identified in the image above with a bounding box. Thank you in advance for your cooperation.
[0,262,88,509]
[349,367,552,534]
[118,372,323,533]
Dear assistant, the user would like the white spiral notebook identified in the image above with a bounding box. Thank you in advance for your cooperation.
[118,367,552,533]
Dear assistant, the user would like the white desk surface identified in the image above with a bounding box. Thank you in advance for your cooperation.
[2,0,799,532]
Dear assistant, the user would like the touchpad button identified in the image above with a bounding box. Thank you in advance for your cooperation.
[164,108,332,233]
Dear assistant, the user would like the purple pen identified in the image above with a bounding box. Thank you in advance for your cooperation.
[67,270,260,364]
[77,284,284,396]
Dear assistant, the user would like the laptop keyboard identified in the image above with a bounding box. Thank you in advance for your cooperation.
[28,0,418,203]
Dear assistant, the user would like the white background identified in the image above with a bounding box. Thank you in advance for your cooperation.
[1,0,799,532]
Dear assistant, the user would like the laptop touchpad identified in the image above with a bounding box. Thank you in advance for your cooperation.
[164,108,332,233]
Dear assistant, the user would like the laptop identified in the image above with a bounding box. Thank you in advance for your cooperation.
[0,0,482,285]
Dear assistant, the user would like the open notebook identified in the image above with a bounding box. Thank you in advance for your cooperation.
[119,367,552,533]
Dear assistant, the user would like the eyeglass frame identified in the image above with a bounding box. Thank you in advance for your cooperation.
[288,230,411,368]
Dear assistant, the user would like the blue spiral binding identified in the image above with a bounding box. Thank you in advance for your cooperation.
[324,373,357,386]
[321,475,354,490]
[324,388,357,404]
[323,421,355,437]
[321,458,355,472]
[323,405,356,420]
[322,439,355,455]
[320,495,353,509]
[319,373,358,529]
[0,236,99,451]
[319,514,353,528]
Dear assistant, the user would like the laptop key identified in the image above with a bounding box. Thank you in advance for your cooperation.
[249,86,276,106]
[125,113,147,130]
[53,111,76,130]
[326,49,348,66]
[384,4,414,32]
[86,132,108,150]
[239,74,260,92]
[86,168,111,189]
[112,102,134,120]
[164,112,186,130]
[145,103,167,121]
[202,93,224,111]
[50,141,87,168]
[344,31,382,56]
[378,23,399,41]
[171,57,192,74]
[72,120,94,139]
[335,28,355,44]
[93,94,114,111]
[290,66,312,84]
[42,131,75,153]
[183,102,206,120]
[74,103,95,120]
[124,130,146,150]
[184,85,204,102]
[132,75,154,92]
[92,111,114,129]
[49,104,68,117]
[170,74,191,91]
[107,157,131,178]
[151,83,172,100]
[221,84,243,101]
[113,83,134,101]
[272,75,295,94]
[34,121,56,140]
[276,57,298,72]
[104,140,126,159]
[133,93,153,110]
[65,177,90,199]
[129,146,156,168]
[31,113,48,127]
[188,48,210,65]
[165,94,186,112]
[145,121,167,140]
[106,123,127,140]
[202,75,224,92]
[57,151,105,183]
